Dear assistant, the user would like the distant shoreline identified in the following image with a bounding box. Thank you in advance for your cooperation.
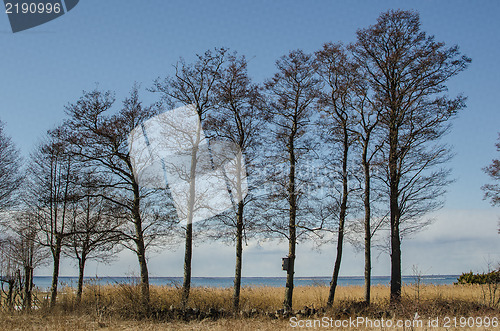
[33,275,460,279]
[31,275,460,290]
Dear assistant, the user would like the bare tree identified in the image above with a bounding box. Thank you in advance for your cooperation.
[482,133,500,207]
[25,130,79,308]
[65,172,125,304]
[315,43,358,307]
[0,119,24,309]
[2,211,49,310]
[151,48,227,308]
[0,238,19,310]
[337,46,386,305]
[204,53,265,312]
[352,9,471,303]
[264,49,321,311]
[63,86,170,310]
[0,120,23,212]
[351,78,382,306]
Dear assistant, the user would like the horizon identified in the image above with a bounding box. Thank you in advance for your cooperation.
[33,274,461,278]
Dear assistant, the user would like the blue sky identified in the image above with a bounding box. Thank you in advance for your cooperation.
[0,0,499,277]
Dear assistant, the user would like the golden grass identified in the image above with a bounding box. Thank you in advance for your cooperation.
[71,283,496,313]
[1,283,499,330]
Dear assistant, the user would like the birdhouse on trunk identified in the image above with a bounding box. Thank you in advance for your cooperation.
[282,257,290,271]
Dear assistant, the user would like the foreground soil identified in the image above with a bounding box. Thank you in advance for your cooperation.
[3,313,500,331]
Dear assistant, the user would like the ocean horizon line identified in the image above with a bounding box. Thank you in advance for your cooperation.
[34,274,460,278]
[30,275,461,290]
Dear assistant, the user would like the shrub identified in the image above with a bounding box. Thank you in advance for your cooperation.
[456,270,500,285]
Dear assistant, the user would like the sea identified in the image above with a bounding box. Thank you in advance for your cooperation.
[33,275,460,290]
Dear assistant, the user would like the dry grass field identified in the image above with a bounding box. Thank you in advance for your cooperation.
[1,283,499,330]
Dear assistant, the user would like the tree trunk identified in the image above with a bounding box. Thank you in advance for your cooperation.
[7,279,14,311]
[232,199,244,312]
[181,118,202,309]
[181,222,193,308]
[327,213,345,307]
[24,239,35,311]
[283,131,297,311]
[131,178,150,311]
[180,170,197,309]
[135,233,150,311]
[76,254,86,304]
[390,208,402,303]
[283,225,296,311]
[327,128,349,307]
[23,265,33,311]
[389,122,401,304]
[50,236,62,309]
[362,142,371,305]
